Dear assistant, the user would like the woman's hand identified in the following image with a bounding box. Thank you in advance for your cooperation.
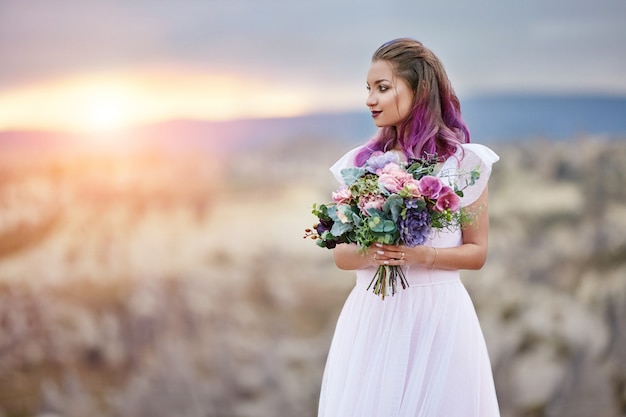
[333,243,415,270]
[333,242,436,270]
[371,243,407,266]
[372,243,436,268]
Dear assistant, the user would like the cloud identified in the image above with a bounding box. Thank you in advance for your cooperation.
[0,0,625,98]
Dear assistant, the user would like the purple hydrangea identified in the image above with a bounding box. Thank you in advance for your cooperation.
[398,199,431,247]
[365,151,401,174]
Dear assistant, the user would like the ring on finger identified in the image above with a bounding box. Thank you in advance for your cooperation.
[401,252,405,260]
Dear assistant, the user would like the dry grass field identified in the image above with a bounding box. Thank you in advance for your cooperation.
[0,137,625,417]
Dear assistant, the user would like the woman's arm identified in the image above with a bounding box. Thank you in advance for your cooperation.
[333,243,377,270]
[332,187,490,271]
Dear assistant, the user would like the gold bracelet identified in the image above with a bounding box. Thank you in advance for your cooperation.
[428,247,438,269]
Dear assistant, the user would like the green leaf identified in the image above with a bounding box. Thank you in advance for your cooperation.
[382,220,396,233]
[383,194,404,222]
[331,220,352,236]
[326,205,339,221]
[351,209,363,227]
[341,167,366,186]
[366,208,385,218]
[369,218,396,234]
[376,234,394,244]
[312,203,333,219]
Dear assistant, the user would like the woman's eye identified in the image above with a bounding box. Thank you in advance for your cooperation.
[379,85,389,92]
[366,85,371,92]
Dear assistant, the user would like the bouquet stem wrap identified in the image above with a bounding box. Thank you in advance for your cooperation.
[367,265,409,300]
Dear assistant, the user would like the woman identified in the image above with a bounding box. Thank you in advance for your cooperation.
[318,38,501,417]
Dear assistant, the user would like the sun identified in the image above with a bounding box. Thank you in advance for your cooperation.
[79,85,135,132]
[86,96,126,131]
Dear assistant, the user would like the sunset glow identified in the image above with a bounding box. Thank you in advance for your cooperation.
[84,90,132,132]
[0,70,346,133]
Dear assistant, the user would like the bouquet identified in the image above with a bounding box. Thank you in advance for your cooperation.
[304,150,480,299]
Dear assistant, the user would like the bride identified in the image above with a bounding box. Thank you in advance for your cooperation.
[318,38,501,417]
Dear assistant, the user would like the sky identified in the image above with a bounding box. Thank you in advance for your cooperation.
[1,0,625,132]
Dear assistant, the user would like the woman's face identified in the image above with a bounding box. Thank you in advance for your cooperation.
[365,60,414,129]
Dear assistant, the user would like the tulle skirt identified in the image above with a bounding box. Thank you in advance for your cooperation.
[318,265,500,417]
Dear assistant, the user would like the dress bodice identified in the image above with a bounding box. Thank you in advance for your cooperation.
[329,143,500,288]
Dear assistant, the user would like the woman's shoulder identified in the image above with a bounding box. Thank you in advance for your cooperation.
[456,143,499,166]
[442,143,499,171]
[442,143,499,207]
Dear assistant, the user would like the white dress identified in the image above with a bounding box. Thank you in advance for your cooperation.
[318,143,501,417]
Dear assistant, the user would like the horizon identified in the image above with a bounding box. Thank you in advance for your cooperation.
[3,86,626,135]
[1,94,625,152]
[1,93,625,136]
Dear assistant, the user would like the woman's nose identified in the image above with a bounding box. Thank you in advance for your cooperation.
[365,94,376,108]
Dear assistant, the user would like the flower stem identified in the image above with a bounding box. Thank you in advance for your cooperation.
[367,265,410,300]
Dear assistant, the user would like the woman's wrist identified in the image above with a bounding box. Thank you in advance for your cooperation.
[427,247,439,269]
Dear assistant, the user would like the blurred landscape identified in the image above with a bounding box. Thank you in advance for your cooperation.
[1,95,626,417]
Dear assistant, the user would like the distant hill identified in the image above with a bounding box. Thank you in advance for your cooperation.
[462,94,626,141]
[1,94,625,154]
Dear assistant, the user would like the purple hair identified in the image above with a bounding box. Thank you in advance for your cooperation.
[355,38,470,166]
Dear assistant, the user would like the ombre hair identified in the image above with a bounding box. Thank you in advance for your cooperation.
[355,38,470,167]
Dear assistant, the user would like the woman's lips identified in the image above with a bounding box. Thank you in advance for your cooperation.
[371,111,381,118]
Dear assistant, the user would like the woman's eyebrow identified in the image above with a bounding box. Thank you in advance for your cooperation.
[369,78,391,86]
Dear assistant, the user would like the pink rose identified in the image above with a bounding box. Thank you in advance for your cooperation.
[332,187,352,204]
[358,194,386,216]
[378,163,413,193]
[434,186,461,212]
[418,176,443,199]
[378,173,403,193]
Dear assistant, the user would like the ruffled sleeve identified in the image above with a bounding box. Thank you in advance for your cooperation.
[440,143,499,207]
[329,146,364,185]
